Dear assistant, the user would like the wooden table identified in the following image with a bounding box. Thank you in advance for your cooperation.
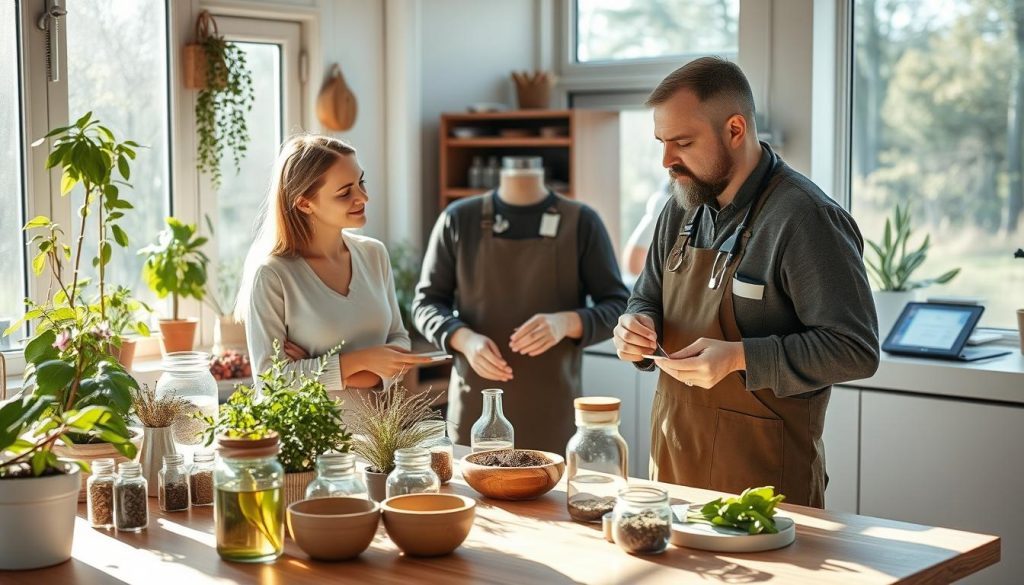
[10,457,999,584]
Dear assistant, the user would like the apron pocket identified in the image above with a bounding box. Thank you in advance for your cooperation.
[709,408,783,494]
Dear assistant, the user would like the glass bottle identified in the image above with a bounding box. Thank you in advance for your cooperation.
[190,451,215,506]
[471,388,514,452]
[611,486,672,555]
[159,453,190,512]
[468,155,484,189]
[305,452,368,500]
[155,351,218,453]
[417,420,455,485]
[385,448,440,498]
[215,434,285,563]
[114,461,149,532]
[565,397,628,523]
[87,458,116,528]
[484,155,500,189]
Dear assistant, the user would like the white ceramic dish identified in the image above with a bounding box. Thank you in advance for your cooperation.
[670,504,796,552]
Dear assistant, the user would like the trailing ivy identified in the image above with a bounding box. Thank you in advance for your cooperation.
[195,34,254,189]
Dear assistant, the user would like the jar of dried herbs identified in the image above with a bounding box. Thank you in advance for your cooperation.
[114,461,149,532]
[611,486,671,555]
[417,420,455,484]
[87,458,116,528]
[190,451,215,506]
[159,453,190,512]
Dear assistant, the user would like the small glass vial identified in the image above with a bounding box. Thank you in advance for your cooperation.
[114,461,149,532]
[159,453,190,512]
[190,451,215,506]
[215,434,285,563]
[87,458,116,528]
[566,397,628,523]
[385,448,440,498]
[471,388,514,452]
[468,155,484,189]
[417,420,455,484]
[611,487,671,555]
[305,452,368,500]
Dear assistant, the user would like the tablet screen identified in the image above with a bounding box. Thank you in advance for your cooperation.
[889,305,973,350]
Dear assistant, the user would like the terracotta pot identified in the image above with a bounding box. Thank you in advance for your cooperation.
[53,429,143,502]
[283,471,316,509]
[364,469,388,503]
[212,315,247,355]
[108,339,138,371]
[0,463,80,570]
[138,427,177,498]
[159,318,198,354]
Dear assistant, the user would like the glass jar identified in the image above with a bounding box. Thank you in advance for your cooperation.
[305,452,368,500]
[114,461,149,532]
[190,450,216,506]
[87,458,116,528]
[417,420,455,484]
[385,447,440,498]
[611,487,671,555]
[159,453,190,512]
[471,388,514,452]
[566,397,628,523]
[155,351,218,452]
[215,435,285,563]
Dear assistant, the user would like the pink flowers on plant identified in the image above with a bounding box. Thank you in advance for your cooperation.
[53,329,72,351]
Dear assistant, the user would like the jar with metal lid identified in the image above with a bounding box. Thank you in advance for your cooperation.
[87,458,116,528]
[565,397,628,523]
[215,434,285,563]
[417,420,455,484]
[114,461,149,532]
[611,486,671,555]
[305,452,368,500]
[159,453,190,512]
[155,351,218,452]
[385,447,440,498]
[190,451,215,506]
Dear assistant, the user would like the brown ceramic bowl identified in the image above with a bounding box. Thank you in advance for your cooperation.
[460,449,565,501]
[381,493,476,557]
[287,497,380,561]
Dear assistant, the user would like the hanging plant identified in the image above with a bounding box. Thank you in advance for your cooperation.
[186,10,254,189]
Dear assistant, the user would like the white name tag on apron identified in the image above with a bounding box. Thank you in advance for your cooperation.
[539,212,560,238]
[732,276,765,300]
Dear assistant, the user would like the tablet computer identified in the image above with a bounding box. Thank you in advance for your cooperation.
[882,302,1010,361]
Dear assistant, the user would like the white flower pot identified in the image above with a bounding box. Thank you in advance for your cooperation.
[873,290,916,341]
[0,464,81,570]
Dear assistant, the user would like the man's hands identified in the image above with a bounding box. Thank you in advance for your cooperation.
[450,328,513,382]
[652,338,746,388]
[612,313,657,362]
[509,312,581,357]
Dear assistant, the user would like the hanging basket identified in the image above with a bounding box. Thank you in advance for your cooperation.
[316,63,358,132]
[182,11,226,90]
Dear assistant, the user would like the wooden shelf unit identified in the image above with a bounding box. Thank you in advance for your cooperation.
[438,109,621,248]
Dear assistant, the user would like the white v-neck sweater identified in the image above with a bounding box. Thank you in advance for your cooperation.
[245,231,411,393]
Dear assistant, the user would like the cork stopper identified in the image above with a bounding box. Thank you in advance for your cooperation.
[574,397,621,412]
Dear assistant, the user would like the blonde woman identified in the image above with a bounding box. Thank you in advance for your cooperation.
[236,135,430,395]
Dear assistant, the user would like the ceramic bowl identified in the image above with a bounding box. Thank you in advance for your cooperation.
[381,493,476,557]
[287,497,380,561]
[460,449,565,501]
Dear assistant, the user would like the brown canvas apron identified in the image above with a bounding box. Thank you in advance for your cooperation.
[447,193,583,453]
[651,163,829,508]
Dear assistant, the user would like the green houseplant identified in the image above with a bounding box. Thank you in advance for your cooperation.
[99,285,152,370]
[201,341,351,506]
[139,217,210,352]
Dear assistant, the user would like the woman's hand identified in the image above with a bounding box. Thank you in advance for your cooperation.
[342,345,433,383]
[283,340,310,361]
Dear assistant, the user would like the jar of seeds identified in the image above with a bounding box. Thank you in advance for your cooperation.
[114,461,149,532]
[611,486,671,555]
[87,458,116,528]
[159,453,190,512]
[416,421,455,484]
[190,451,215,506]
[565,397,628,523]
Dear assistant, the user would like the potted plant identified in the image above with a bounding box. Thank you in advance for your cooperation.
[99,285,152,370]
[4,113,145,501]
[201,341,350,506]
[865,204,960,337]
[347,384,441,502]
[131,384,190,496]
[140,217,210,353]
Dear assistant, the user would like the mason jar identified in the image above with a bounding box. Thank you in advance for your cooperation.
[385,447,440,498]
[305,452,368,500]
[611,486,672,555]
[215,434,285,563]
[155,351,218,452]
[416,420,455,485]
[565,397,629,523]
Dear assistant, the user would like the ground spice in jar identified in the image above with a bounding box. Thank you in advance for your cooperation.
[612,510,671,554]
[161,480,190,512]
[115,483,149,530]
[88,482,114,527]
[567,494,617,522]
[471,450,551,467]
[430,451,453,484]
[190,470,214,506]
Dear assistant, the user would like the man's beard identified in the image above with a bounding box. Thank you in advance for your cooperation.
[669,148,733,209]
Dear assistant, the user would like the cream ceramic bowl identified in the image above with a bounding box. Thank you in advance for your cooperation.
[381,493,476,557]
[287,497,380,561]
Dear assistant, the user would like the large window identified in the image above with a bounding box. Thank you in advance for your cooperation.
[575,0,739,63]
[0,1,26,350]
[851,0,1024,329]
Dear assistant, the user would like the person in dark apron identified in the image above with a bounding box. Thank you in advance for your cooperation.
[413,157,629,453]
[614,58,879,508]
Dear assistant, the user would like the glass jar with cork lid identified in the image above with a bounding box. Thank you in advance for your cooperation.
[565,397,629,523]
[215,433,285,563]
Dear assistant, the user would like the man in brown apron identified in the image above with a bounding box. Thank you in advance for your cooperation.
[614,58,879,508]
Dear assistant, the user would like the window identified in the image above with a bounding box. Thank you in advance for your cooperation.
[0,1,26,350]
[575,0,739,63]
[851,0,1024,329]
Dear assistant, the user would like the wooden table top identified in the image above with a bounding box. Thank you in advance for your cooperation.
[8,457,999,584]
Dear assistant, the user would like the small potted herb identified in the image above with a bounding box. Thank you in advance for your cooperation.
[139,217,210,353]
[347,384,441,502]
[201,342,350,506]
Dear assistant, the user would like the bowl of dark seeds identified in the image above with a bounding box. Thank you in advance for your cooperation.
[460,449,565,501]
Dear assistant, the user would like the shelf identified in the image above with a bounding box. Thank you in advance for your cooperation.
[442,109,572,122]
[442,188,573,200]
[447,137,571,148]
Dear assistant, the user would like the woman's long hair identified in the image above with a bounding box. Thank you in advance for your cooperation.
[235,134,356,322]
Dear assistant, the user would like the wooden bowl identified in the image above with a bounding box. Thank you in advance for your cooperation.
[381,494,476,557]
[287,497,380,561]
[459,449,565,501]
